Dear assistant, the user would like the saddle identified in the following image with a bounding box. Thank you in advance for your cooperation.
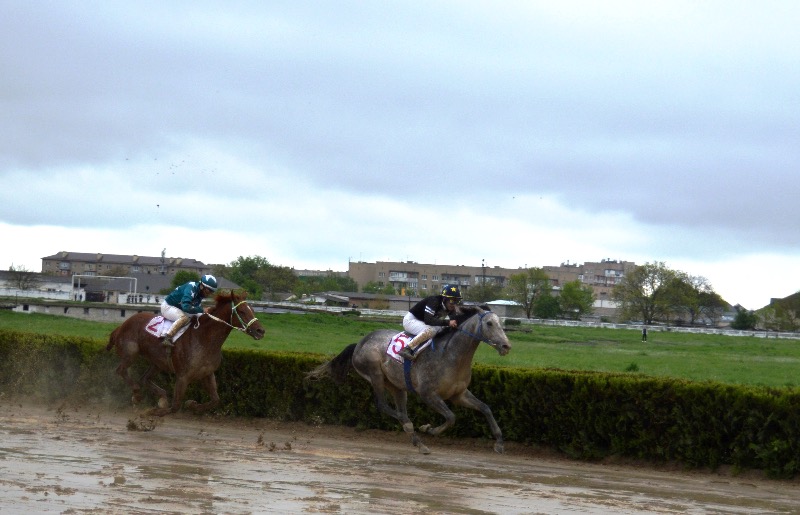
[144,316,191,342]
[386,332,433,363]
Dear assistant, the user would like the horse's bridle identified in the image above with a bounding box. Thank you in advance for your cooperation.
[457,311,501,347]
[205,299,259,333]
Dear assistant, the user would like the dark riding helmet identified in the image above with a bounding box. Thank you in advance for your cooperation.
[441,284,462,300]
[200,274,218,291]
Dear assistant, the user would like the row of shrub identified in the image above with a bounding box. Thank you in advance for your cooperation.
[1,329,798,478]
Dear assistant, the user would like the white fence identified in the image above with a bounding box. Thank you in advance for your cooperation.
[255,301,800,340]
[5,295,798,341]
[0,288,72,302]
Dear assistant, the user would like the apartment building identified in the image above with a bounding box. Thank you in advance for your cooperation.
[347,260,522,296]
[41,251,212,277]
[348,258,636,303]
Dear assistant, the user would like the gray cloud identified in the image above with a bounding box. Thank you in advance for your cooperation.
[2,1,799,307]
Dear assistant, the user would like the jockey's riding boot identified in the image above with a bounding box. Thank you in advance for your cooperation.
[399,327,436,361]
[398,346,416,361]
[162,314,189,347]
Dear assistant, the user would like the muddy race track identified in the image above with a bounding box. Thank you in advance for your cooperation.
[1,398,799,514]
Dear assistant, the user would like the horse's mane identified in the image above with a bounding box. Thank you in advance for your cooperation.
[212,289,247,306]
[453,304,491,324]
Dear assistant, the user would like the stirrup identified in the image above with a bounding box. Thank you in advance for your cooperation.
[398,347,416,361]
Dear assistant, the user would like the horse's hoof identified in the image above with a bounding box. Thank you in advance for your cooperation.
[402,422,414,433]
[494,442,505,454]
[418,423,431,433]
[184,400,198,411]
[157,397,169,409]
[418,443,431,455]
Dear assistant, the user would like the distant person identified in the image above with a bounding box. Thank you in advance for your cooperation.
[397,284,462,361]
[160,274,218,347]
[642,326,648,342]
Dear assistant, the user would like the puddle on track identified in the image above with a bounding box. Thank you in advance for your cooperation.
[1,399,798,514]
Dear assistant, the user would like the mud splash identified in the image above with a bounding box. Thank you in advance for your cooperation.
[0,399,798,514]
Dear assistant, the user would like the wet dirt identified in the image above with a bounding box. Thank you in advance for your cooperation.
[1,398,798,514]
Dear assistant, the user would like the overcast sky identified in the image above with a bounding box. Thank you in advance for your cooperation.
[2,1,798,309]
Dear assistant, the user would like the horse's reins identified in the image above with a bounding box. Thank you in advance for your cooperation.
[404,310,497,393]
[204,300,259,332]
[456,310,497,346]
[165,300,255,373]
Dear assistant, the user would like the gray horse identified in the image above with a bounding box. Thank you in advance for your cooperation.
[307,305,511,454]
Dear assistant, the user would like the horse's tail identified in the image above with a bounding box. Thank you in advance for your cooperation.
[305,343,356,385]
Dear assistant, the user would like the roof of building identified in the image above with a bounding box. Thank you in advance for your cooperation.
[41,251,208,268]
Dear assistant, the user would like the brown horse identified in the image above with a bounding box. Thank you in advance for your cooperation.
[106,290,265,416]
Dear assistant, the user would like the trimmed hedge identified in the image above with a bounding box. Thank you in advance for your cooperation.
[1,329,798,478]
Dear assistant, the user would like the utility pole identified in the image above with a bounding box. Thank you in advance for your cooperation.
[481,259,487,302]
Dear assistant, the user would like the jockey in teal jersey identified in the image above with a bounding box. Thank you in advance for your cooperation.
[160,274,218,347]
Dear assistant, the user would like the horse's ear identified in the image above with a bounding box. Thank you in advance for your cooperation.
[454,305,479,323]
[213,289,234,302]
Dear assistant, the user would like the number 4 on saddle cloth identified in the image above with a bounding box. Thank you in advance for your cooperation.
[386,332,433,363]
[144,316,192,343]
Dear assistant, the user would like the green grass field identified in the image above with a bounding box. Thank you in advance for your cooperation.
[1,310,797,389]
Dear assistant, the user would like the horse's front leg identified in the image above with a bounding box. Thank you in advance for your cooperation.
[185,373,220,414]
[451,389,504,453]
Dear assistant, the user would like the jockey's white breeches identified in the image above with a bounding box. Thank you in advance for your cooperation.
[403,312,445,337]
[160,301,185,322]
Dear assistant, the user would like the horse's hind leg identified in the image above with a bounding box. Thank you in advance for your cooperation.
[185,373,220,414]
[387,386,430,454]
[140,366,169,410]
[115,355,143,404]
[451,389,504,453]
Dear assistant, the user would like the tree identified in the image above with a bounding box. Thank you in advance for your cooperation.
[210,263,230,279]
[464,282,505,303]
[7,265,39,290]
[731,308,758,330]
[227,255,298,300]
[533,294,561,319]
[759,294,800,332]
[504,268,551,319]
[169,270,200,291]
[665,274,725,326]
[362,281,396,295]
[294,273,358,298]
[612,261,678,324]
[559,280,595,320]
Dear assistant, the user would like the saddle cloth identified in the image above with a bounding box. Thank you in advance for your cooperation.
[386,332,432,363]
[144,316,191,342]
